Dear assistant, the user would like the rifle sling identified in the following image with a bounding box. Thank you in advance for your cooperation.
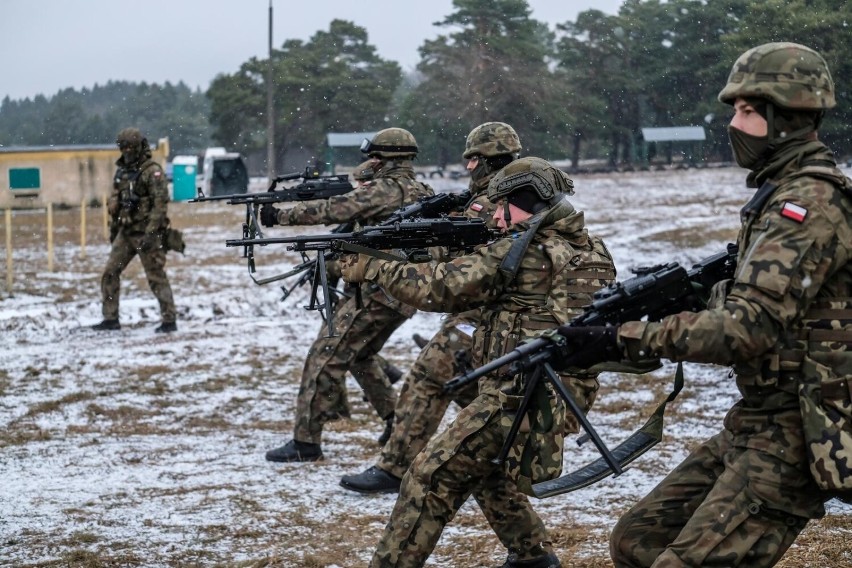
[499,213,545,283]
[532,362,685,498]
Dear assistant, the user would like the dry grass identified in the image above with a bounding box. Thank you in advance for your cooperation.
[3,171,851,567]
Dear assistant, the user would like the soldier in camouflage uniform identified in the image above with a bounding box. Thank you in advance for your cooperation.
[548,43,851,567]
[341,156,617,567]
[340,122,599,495]
[260,128,434,462]
[92,128,177,333]
[335,157,405,387]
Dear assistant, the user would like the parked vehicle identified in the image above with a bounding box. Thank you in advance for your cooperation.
[196,147,249,197]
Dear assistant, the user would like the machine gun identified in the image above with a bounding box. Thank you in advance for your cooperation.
[190,167,355,287]
[381,190,471,224]
[226,217,500,336]
[443,243,739,497]
[276,190,472,303]
[190,166,353,205]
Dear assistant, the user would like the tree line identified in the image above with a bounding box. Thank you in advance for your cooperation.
[0,81,211,154]
[1,0,849,172]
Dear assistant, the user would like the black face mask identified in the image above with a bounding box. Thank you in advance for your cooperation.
[120,146,142,167]
[470,160,490,186]
[727,125,769,170]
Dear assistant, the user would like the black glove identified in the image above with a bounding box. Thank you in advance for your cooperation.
[547,325,620,370]
[109,225,119,244]
[140,232,162,252]
[260,204,280,227]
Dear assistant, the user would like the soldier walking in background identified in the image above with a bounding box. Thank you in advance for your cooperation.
[341,157,616,567]
[260,128,433,462]
[92,127,177,333]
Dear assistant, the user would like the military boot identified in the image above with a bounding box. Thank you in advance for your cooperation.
[378,413,394,445]
[265,439,323,463]
[412,333,430,349]
[498,553,561,568]
[155,321,177,333]
[92,319,121,331]
[339,466,401,494]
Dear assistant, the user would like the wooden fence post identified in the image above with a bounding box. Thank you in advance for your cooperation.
[80,199,87,259]
[5,208,12,294]
[46,203,54,272]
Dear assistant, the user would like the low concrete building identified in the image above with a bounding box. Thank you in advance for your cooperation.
[0,139,169,208]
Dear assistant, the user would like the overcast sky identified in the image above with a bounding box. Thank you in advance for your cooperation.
[0,0,623,101]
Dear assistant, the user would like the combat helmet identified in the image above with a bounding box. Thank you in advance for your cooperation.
[463,122,522,159]
[718,42,835,110]
[487,156,574,212]
[116,127,145,149]
[116,127,149,165]
[360,128,418,159]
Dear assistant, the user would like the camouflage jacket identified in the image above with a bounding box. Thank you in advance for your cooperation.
[364,196,616,389]
[620,140,852,469]
[464,171,500,227]
[278,161,433,226]
[109,154,168,234]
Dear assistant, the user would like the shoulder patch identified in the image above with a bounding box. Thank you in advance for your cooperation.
[469,203,484,212]
[153,171,162,178]
[780,201,808,223]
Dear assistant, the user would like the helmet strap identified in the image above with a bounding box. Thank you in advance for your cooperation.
[766,102,776,140]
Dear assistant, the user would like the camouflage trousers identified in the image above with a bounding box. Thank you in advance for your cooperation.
[378,313,479,479]
[293,291,406,444]
[610,427,826,567]
[370,390,557,568]
[100,230,176,323]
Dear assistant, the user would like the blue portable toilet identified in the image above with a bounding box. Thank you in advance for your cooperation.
[172,155,198,201]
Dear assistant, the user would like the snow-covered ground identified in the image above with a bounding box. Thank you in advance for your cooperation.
[1,167,849,567]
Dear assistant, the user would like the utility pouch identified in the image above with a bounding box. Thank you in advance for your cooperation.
[793,299,852,496]
[164,227,186,254]
[499,382,566,496]
[799,350,852,494]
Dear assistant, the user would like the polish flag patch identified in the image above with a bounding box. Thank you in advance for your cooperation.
[469,203,483,212]
[780,202,808,223]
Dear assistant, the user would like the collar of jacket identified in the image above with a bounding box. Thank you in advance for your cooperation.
[748,138,835,188]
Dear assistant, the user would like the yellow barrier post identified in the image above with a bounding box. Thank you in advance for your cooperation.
[47,203,54,272]
[5,208,12,294]
[80,199,87,260]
